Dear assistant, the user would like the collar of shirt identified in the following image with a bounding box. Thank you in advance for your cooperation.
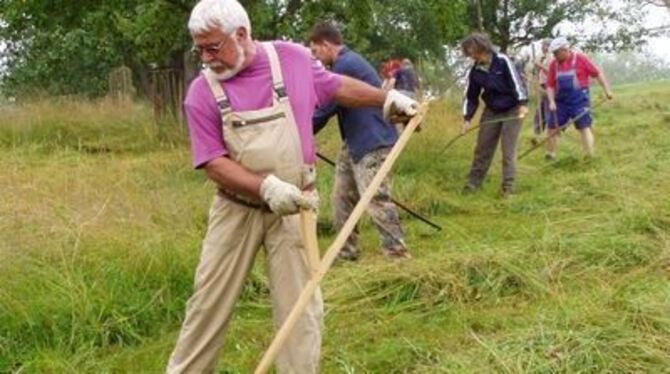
[556,52,577,68]
[475,53,497,72]
[335,45,349,61]
[325,45,349,70]
[339,45,349,55]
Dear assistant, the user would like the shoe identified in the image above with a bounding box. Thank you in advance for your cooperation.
[544,153,556,161]
[337,248,360,261]
[382,246,412,260]
[501,187,515,199]
[461,184,480,195]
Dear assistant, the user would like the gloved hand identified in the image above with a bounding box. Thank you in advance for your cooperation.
[518,105,529,118]
[383,89,419,121]
[260,174,318,215]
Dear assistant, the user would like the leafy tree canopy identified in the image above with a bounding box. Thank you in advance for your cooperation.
[0,0,663,97]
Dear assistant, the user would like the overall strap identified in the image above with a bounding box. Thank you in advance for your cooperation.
[262,42,288,102]
[203,69,233,117]
[570,52,578,69]
[570,53,581,88]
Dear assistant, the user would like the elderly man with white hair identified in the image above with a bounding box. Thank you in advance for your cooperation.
[166,0,418,373]
[545,36,613,160]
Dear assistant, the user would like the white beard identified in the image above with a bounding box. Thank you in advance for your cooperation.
[205,42,246,81]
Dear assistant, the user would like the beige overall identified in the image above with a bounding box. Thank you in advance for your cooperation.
[167,42,324,374]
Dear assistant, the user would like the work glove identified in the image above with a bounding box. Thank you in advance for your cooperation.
[383,89,419,122]
[260,174,318,215]
[518,105,529,118]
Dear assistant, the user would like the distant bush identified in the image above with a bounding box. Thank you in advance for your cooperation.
[595,51,670,85]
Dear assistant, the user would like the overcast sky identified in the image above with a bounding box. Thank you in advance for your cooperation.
[596,1,670,62]
[550,1,669,60]
[644,6,670,62]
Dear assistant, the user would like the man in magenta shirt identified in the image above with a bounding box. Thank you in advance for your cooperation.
[546,37,613,160]
[167,1,419,373]
[185,38,341,169]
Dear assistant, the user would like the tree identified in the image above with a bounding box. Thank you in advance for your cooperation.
[640,0,670,7]
[0,0,195,97]
[469,0,664,53]
[0,0,469,98]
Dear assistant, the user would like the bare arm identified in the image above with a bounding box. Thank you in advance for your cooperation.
[204,156,264,199]
[547,86,557,111]
[596,70,613,98]
[332,76,386,108]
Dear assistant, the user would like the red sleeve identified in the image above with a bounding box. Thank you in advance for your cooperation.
[547,60,557,89]
[578,53,600,77]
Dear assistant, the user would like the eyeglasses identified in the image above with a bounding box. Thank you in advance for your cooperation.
[191,40,226,56]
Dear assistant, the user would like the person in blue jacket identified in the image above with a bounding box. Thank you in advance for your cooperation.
[461,33,529,197]
[309,21,410,261]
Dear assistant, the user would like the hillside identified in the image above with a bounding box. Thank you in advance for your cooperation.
[1,81,669,373]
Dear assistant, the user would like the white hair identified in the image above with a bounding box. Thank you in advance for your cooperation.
[188,0,251,36]
[549,37,570,53]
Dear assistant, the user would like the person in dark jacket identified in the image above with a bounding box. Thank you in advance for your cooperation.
[461,33,528,197]
[309,21,410,261]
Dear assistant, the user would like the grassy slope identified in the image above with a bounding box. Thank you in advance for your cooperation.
[1,82,669,373]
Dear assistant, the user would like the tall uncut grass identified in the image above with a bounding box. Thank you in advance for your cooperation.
[1,82,669,373]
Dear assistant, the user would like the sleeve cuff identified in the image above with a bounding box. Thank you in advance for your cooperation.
[194,150,229,169]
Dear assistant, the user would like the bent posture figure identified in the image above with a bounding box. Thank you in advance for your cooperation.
[461,32,529,197]
[166,1,418,373]
[310,21,410,261]
[545,37,613,160]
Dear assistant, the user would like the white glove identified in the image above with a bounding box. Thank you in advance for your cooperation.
[260,175,318,215]
[383,89,419,121]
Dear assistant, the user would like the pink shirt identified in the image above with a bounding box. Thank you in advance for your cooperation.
[184,41,343,169]
[547,52,600,90]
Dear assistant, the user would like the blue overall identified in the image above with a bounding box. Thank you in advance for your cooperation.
[548,54,592,130]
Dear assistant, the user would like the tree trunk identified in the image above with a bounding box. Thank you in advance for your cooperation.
[499,0,511,53]
[183,50,200,89]
[131,61,152,99]
[474,0,484,30]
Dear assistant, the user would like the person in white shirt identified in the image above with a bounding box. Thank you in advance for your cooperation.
[517,39,551,136]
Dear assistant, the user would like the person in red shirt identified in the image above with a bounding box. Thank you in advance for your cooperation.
[381,59,402,90]
[546,37,613,160]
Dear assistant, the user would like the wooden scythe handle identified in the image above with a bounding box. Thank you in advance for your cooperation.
[254,103,429,374]
[300,207,320,276]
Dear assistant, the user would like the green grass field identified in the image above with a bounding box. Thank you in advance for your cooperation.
[1,81,669,373]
